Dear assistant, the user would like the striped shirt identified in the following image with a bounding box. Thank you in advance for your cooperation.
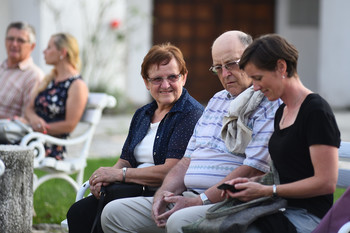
[184,89,282,193]
[0,57,44,118]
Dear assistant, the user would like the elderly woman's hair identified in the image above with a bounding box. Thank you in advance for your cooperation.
[141,42,187,79]
[239,34,299,77]
[6,21,36,44]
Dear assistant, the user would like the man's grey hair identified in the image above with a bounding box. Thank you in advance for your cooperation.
[238,32,253,48]
[6,21,36,44]
[211,30,253,50]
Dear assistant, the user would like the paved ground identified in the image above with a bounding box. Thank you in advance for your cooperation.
[86,114,132,158]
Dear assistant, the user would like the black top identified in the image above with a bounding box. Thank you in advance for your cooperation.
[269,93,341,218]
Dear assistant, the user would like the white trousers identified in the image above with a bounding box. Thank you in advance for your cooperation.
[101,194,214,233]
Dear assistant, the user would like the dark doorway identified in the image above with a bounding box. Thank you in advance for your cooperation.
[153,0,275,104]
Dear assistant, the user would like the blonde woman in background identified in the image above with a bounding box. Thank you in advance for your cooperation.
[23,33,88,160]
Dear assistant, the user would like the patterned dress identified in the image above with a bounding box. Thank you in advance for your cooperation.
[34,75,81,160]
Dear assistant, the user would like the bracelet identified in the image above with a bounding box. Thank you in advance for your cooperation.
[122,167,127,183]
[272,184,278,197]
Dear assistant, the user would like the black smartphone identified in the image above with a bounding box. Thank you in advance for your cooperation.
[217,183,239,192]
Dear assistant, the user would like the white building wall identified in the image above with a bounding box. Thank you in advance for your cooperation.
[276,0,350,109]
[319,0,350,108]
[275,0,320,93]
[125,0,153,105]
[0,1,10,62]
[1,0,349,108]
[0,0,42,65]
[0,0,152,107]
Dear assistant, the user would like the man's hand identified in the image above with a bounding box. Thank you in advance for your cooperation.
[152,191,202,228]
[152,191,174,227]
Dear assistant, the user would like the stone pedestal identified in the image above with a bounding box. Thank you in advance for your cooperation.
[0,145,33,233]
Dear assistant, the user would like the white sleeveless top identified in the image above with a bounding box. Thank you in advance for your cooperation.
[133,121,160,165]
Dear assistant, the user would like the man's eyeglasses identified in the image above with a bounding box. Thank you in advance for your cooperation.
[209,59,240,75]
[147,74,182,85]
[6,36,30,44]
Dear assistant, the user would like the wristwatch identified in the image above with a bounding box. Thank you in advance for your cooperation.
[272,184,278,197]
[199,193,211,205]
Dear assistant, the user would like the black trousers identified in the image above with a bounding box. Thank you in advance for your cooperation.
[66,183,156,233]
[67,195,102,233]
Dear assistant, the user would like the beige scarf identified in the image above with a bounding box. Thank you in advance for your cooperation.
[221,86,265,154]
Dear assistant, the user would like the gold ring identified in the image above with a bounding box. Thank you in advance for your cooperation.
[94,175,97,178]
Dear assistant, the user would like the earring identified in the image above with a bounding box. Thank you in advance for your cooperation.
[60,55,63,60]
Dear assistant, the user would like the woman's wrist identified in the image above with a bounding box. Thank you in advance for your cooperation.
[122,167,128,183]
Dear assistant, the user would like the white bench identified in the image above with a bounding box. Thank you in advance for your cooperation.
[337,141,350,188]
[20,93,116,196]
[0,159,4,176]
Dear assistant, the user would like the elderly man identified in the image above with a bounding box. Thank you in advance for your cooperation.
[0,21,44,119]
[100,30,281,233]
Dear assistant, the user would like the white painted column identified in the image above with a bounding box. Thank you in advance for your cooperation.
[125,0,153,106]
[319,0,350,108]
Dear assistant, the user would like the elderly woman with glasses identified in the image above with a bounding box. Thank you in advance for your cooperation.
[66,42,204,233]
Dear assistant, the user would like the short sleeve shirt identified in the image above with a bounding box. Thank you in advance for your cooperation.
[184,90,281,193]
[269,93,341,218]
[120,88,204,168]
[0,58,44,118]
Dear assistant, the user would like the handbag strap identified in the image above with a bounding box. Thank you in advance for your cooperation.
[13,119,33,133]
[91,186,106,233]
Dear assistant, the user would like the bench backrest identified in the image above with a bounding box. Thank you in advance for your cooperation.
[338,141,350,188]
[81,92,117,125]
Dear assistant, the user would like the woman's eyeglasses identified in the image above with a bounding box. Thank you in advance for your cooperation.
[147,74,182,85]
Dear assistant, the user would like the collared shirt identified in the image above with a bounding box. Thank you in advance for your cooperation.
[184,89,282,193]
[120,88,204,168]
[0,57,44,118]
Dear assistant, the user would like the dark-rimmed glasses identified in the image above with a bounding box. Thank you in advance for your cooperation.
[209,59,240,75]
[147,74,182,85]
[6,36,30,44]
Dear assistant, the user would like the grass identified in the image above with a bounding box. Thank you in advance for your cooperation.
[334,187,347,200]
[33,157,349,224]
[33,157,117,225]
